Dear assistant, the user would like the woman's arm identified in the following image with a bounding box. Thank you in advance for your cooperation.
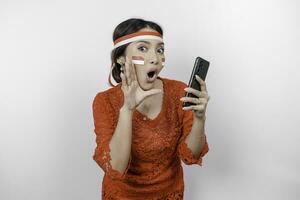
[92,93,133,180]
[176,79,209,166]
[184,115,206,159]
[109,105,133,174]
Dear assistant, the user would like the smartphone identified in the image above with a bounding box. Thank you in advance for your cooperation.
[182,56,210,107]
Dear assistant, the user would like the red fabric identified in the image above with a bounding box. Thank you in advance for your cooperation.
[92,76,209,199]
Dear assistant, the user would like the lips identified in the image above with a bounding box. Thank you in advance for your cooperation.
[146,68,158,83]
[146,72,157,83]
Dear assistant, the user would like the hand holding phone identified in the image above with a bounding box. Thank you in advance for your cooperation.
[182,56,210,107]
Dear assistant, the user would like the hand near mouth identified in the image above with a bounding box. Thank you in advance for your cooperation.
[120,58,162,111]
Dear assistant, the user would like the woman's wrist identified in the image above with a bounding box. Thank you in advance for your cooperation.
[120,105,134,115]
[194,114,206,122]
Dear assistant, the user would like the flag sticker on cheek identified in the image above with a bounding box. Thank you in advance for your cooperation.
[132,56,144,65]
[132,56,165,66]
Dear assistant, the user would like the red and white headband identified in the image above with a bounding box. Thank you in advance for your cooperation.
[113,31,164,49]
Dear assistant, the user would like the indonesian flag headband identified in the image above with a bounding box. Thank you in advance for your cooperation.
[113,31,165,66]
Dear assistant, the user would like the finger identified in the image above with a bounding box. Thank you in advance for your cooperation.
[182,105,196,110]
[181,97,207,104]
[125,61,131,85]
[143,89,163,98]
[184,87,201,98]
[120,72,127,88]
[183,104,205,111]
[129,60,135,83]
[126,61,132,85]
[195,75,207,92]
[199,91,208,98]
[121,62,128,86]
[180,97,200,104]
[131,60,138,81]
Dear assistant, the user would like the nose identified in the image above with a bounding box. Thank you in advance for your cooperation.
[149,50,159,65]
[150,60,158,65]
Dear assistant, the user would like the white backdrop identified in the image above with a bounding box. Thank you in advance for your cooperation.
[0,0,299,199]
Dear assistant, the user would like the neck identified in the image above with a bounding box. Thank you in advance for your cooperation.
[139,78,162,108]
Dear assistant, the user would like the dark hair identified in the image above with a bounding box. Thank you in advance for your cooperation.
[108,18,163,87]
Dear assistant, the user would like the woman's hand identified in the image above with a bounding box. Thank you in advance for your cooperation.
[120,57,162,111]
[180,75,210,119]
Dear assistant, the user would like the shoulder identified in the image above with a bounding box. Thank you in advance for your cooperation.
[162,76,187,88]
[93,84,121,105]
[162,76,187,98]
[92,84,123,114]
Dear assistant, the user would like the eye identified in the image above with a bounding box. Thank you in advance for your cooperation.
[138,46,148,52]
[157,47,164,54]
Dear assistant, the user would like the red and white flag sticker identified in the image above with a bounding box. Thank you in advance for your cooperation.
[132,56,144,65]
[132,56,165,66]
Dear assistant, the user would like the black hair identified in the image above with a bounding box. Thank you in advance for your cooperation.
[108,18,163,87]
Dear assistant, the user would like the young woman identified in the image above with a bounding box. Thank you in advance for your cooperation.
[92,18,210,200]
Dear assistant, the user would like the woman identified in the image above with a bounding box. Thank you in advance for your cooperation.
[92,18,210,200]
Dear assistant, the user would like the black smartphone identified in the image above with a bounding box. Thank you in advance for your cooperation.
[182,56,210,107]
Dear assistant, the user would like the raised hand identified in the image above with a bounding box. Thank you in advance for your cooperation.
[120,57,162,111]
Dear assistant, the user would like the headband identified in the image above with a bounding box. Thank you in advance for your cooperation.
[113,31,163,49]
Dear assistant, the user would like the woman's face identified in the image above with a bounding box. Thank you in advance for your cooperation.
[123,27,165,90]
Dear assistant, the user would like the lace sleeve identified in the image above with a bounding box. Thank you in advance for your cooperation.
[92,92,132,180]
[176,82,209,166]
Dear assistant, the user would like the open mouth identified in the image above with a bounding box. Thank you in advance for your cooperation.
[147,70,157,82]
[148,71,155,78]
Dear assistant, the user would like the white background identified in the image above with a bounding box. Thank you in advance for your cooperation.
[0,0,299,199]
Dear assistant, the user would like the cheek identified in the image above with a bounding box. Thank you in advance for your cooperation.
[157,66,164,74]
[134,67,147,78]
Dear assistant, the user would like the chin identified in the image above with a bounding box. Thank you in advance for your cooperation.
[139,79,155,91]
[142,82,154,91]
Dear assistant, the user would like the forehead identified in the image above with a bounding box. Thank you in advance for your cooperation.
[133,39,164,46]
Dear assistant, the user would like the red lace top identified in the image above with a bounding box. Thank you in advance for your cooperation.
[92,76,209,200]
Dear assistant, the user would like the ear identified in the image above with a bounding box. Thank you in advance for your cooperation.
[117,56,125,65]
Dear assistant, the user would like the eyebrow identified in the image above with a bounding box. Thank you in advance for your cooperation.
[135,40,164,46]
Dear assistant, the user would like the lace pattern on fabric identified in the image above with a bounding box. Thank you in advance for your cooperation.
[102,190,184,200]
